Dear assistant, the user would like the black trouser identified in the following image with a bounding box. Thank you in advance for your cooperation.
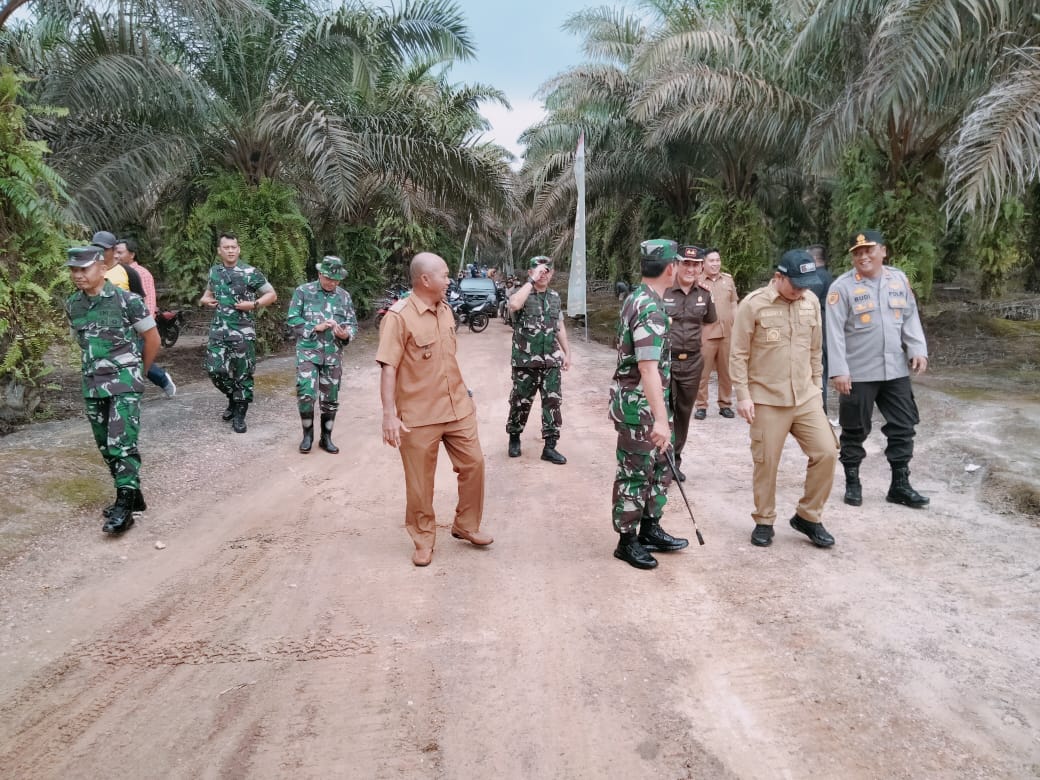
[838,376,919,468]
[669,353,704,465]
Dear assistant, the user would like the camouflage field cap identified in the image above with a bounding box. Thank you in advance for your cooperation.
[776,249,821,289]
[528,255,553,269]
[66,246,103,268]
[316,255,347,280]
[640,239,679,262]
[90,230,117,249]
[848,229,885,251]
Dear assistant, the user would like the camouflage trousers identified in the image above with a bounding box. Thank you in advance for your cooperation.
[506,365,562,439]
[611,423,672,534]
[296,360,342,417]
[205,338,256,402]
[84,394,142,490]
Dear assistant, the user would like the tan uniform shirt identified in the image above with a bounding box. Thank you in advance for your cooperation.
[730,281,822,407]
[375,294,475,428]
[700,272,738,340]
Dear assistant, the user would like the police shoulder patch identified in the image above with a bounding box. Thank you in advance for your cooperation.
[827,291,839,305]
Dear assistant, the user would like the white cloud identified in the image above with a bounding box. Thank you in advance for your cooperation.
[477,98,546,169]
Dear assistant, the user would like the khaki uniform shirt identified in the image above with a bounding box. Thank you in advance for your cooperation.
[376,294,475,428]
[730,281,822,407]
[825,267,927,381]
[700,272,738,340]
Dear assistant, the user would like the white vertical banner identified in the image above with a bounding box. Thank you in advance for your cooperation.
[567,132,587,334]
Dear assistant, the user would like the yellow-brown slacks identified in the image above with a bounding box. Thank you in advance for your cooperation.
[398,412,485,551]
[748,398,837,525]
[697,336,733,410]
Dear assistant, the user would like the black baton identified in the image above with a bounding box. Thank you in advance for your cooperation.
[664,448,705,545]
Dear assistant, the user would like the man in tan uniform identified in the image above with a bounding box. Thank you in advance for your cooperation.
[730,249,838,549]
[377,252,492,566]
[696,247,739,419]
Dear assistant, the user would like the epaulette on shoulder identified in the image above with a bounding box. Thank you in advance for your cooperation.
[389,298,409,313]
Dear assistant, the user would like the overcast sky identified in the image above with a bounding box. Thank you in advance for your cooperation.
[443,1,596,164]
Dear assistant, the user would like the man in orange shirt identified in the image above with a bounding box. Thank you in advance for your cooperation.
[377,252,492,567]
[695,248,739,419]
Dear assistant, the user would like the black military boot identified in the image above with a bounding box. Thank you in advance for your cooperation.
[221,395,235,421]
[886,465,930,508]
[843,464,862,506]
[231,401,248,433]
[674,457,686,482]
[318,413,339,454]
[613,532,658,569]
[299,413,314,453]
[540,437,567,465]
[637,516,689,552]
[103,488,146,518]
[508,434,521,458]
[102,487,137,534]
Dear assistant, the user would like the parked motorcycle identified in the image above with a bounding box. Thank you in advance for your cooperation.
[373,284,409,327]
[450,293,494,333]
[156,309,185,348]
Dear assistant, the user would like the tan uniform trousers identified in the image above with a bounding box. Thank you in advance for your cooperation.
[749,398,837,525]
[398,411,485,551]
[697,336,733,410]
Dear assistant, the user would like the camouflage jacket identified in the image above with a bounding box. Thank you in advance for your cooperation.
[287,281,359,366]
[206,262,271,343]
[65,281,155,398]
[609,283,671,426]
[512,288,564,368]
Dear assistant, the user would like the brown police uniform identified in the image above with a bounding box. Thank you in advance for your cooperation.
[730,281,837,526]
[376,294,486,552]
[698,271,738,411]
[663,280,716,467]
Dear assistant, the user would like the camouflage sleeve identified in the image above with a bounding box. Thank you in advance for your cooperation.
[286,286,308,339]
[632,305,667,363]
[126,291,156,332]
[248,266,271,293]
[339,291,359,341]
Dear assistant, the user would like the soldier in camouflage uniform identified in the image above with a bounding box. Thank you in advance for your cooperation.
[287,256,358,454]
[65,246,160,535]
[609,239,689,569]
[199,232,277,433]
[506,255,571,464]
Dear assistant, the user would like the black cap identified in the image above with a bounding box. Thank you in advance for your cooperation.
[678,245,704,261]
[776,249,821,289]
[90,230,117,249]
[848,229,884,252]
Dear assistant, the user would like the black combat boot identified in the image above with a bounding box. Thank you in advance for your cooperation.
[231,401,248,433]
[299,413,314,453]
[508,434,521,458]
[540,437,567,465]
[637,516,689,552]
[222,395,235,421]
[886,465,930,508]
[613,532,658,569]
[102,488,146,518]
[318,413,339,453]
[843,464,862,506]
[674,457,686,482]
[102,487,137,534]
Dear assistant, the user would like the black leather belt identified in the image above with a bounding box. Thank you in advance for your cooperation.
[672,352,696,360]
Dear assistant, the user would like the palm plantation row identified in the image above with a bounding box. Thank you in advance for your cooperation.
[1,0,1039,423]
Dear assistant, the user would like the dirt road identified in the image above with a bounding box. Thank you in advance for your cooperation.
[1,322,1038,778]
